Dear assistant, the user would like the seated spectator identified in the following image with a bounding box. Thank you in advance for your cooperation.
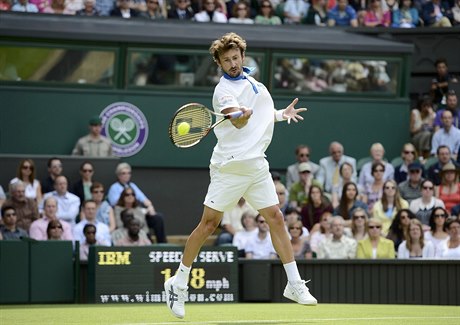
[304,0,328,25]
[428,145,458,185]
[43,0,74,14]
[113,217,152,246]
[361,162,385,213]
[114,187,166,243]
[112,209,152,246]
[422,0,453,27]
[0,206,28,240]
[254,0,282,25]
[387,209,416,252]
[317,216,357,259]
[358,142,395,189]
[110,0,141,18]
[435,162,460,213]
[47,219,65,240]
[65,0,85,14]
[194,0,228,22]
[41,157,64,194]
[440,216,460,258]
[309,211,332,254]
[350,207,368,241]
[289,162,323,213]
[283,0,309,24]
[394,143,419,184]
[72,116,112,157]
[331,162,358,209]
[398,219,435,258]
[76,0,100,16]
[96,0,115,16]
[431,58,458,107]
[41,176,81,228]
[425,207,450,256]
[410,97,435,159]
[71,161,95,206]
[434,91,460,132]
[229,1,254,24]
[140,0,165,19]
[10,159,42,203]
[287,219,313,259]
[410,179,445,225]
[398,161,424,203]
[300,185,333,232]
[29,197,73,241]
[0,0,12,11]
[363,0,391,26]
[107,162,155,212]
[232,212,258,257]
[431,110,460,159]
[79,224,98,261]
[356,219,395,259]
[317,141,357,194]
[372,179,409,235]
[334,182,368,223]
[4,181,40,233]
[73,200,111,246]
[275,182,289,214]
[327,0,358,26]
[0,185,5,208]
[453,0,460,25]
[168,0,194,20]
[88,182,116,232]
[11,0,39,12]
[245,215,277,259]
[392,0,420,27]
[216,197,257,246]
[285,207,309,239]
[286,144,320,190]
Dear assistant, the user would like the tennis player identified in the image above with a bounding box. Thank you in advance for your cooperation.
[165,32,317,319]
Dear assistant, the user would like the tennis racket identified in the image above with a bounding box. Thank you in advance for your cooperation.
[169,102,243,148]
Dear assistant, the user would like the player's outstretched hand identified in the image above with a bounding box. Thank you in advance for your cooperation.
[283,98,307,124]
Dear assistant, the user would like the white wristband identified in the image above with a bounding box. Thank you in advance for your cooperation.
[275,109,286,122]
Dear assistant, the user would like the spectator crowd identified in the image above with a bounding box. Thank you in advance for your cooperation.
[2,0,460,28]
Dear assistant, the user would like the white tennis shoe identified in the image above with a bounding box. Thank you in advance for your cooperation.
[283,279,317,305]
[164,275,188,318]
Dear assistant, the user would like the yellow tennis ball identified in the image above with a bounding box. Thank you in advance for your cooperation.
[177,122,190,136]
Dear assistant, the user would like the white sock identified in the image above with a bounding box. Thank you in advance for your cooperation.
[283,261,301,283]
[174,262,191,288]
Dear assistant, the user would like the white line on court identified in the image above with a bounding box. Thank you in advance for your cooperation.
[116,316,460,325]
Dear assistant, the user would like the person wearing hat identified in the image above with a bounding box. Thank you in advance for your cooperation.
[398,161,425,204]
[286,144,320,191]
[288,162,322,212]
[435,162,460,213]
[71,115,113,157]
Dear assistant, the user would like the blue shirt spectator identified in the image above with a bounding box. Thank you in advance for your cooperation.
[96,0,115,16]
[12,0,39,12]
[327,0,358,27]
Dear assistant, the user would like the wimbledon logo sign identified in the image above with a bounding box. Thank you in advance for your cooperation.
[100,102,149,157]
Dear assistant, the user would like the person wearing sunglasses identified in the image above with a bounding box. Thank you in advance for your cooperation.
[398,161,425,203]
[71,161,95,206]
[387,208,416,252]
[351,207,369,241]
[244,214,277,260]
[0,206,28,240]
[46,219,64,240]
[10,158,42,203]
[140,0,166,19]
[229,0,254,24]
[286,144,320,190]
[356,219,395,259]
[254,0,282,25]
[409,179,445,227]
[394,143,419,184]
[372,179,409,236]
[425,207,450,257]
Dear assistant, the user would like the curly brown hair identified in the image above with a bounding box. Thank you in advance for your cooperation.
[209,32,247,63]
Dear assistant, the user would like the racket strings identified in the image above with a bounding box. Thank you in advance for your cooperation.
[170,105,213,147]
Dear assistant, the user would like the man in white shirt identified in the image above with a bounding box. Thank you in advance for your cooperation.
[431,110,460,160]
[41,176,81,228]
[317,216,357,259]
[73,200,111,246]
[358,142,395,189]
[317,141,357,193]
[245,215,277,259]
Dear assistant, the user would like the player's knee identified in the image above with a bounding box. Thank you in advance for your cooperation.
[264,209,284,226]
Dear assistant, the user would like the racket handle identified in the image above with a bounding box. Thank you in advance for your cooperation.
[225,111,244,119]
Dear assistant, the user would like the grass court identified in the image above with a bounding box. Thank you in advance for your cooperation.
[1,303,459,325]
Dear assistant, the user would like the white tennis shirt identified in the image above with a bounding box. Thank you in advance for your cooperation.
[211,71,275,166]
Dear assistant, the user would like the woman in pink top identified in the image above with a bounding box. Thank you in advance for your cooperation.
[363,0,391,27]
[435,162,460,213]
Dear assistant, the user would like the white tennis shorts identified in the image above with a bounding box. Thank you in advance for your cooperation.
[204,157,279,212]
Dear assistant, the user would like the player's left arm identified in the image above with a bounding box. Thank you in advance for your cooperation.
[222,106,253,129]
[274,98,307,124]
